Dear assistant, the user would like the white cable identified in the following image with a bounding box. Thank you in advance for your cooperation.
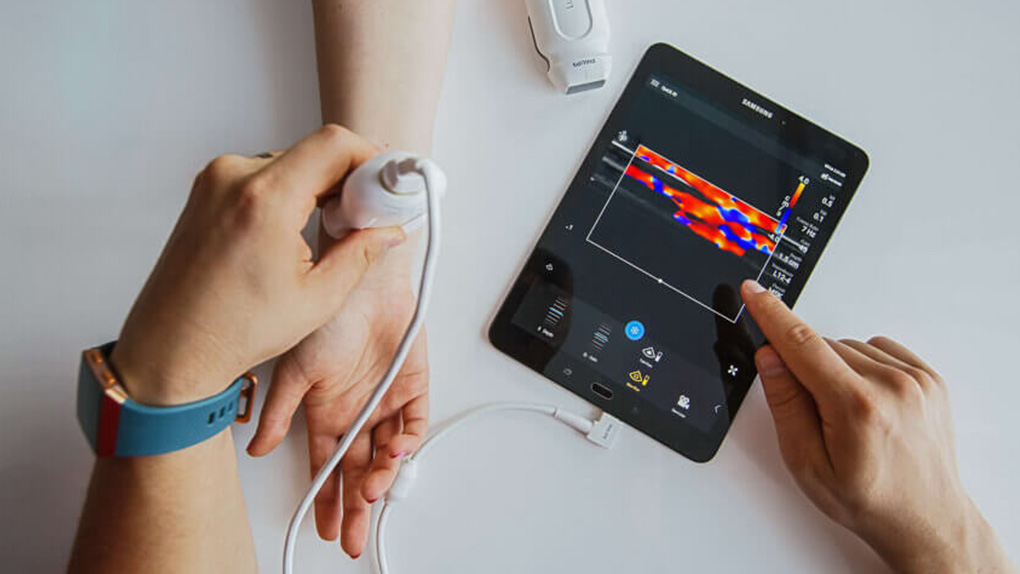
[283,159,442,574]
[372,402,621,574]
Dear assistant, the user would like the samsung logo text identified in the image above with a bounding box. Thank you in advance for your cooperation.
[742,98,774,119]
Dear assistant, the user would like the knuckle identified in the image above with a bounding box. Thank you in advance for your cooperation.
[887,370,918,392]
[848,390,878,423]
[907,368,935,389]
[867,335,893,347]
[891,381,925,405]
[319,123,351,145]
[228,175,272,227]
[204,154,244,183]
[237,174,272,202]
[784,321,818,349]
[850,391,895,438]
[884,369,927,403]
[763,383,804,415]
[357,242,378,270]
[196,155,248,202]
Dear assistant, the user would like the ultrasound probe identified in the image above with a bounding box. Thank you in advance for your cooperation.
[526,0,612,94]
[283,153,620,573]
[283,152,444,574]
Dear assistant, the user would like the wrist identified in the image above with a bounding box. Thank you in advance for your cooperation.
[865,497,1013,574]
[317,225,419,285]
[109,338,231,407]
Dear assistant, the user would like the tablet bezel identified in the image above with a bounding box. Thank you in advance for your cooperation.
[489,43,869,462]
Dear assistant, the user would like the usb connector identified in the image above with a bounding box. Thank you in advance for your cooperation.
[586,412,621,449]
[552,408,621,449]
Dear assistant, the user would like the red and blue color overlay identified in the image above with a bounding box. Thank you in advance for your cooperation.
[627,145,787,257]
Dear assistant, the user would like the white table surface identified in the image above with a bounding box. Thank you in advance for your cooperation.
[2,0,1018,572]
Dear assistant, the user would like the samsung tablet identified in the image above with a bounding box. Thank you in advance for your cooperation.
[489,43,869,461]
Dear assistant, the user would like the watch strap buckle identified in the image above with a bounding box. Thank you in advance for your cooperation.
[235,373,257,423]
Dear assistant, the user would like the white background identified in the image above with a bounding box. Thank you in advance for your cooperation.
[1,0,1018,572]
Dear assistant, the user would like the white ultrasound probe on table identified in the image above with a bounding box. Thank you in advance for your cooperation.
[284,152,445,574]
[526,0,611,94]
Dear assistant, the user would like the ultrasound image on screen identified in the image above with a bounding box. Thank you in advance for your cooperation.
[584,76,832,326]
[494,54,865,453]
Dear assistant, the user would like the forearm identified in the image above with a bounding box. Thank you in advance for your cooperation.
[312,0,458,153]
[68,125,408,571]
[69,430,256,573]
[867,499,1016,574]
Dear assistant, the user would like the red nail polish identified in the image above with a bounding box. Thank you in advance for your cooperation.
[368,497,379,503]
[351,553,361,560]
[390,451,408,459]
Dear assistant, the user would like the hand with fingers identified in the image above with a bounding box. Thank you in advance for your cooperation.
[740,280,1016,574]
[110,125,407,408]
[245,182,430,560]
[79,124,411,574]
[247,283,428,559]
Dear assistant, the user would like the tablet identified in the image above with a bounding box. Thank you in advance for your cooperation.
[489,43,868,462]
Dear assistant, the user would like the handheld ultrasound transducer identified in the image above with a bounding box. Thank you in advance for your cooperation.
[525,0,611,94]
[285,153,445,574]
[320,151,447,236]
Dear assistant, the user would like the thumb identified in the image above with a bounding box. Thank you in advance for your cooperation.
[305,226,406,310]
[756,345,830,472]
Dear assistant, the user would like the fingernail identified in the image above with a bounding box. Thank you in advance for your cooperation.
[756,347,788,377]
[351,553,361,560]
[386,230,406,249]
[743,279,766,294]
[368,497,379,504]
[390,451,408,459]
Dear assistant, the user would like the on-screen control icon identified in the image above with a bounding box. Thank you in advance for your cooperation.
[625,320,645,341]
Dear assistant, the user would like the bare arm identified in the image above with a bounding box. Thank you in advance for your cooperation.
[69,432,256,573]
[312,0,458,152]
[246,1,458,560]
[69,127,404,573]
[70,5,459,566]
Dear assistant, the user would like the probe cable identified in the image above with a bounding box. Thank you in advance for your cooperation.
[373,402,621,574]
[283,159,444,574]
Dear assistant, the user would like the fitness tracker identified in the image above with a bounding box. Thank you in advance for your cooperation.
[76,342,257,457]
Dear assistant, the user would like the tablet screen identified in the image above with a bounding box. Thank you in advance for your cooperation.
[490,44,868,461]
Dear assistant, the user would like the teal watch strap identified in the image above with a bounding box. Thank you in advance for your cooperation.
[77,342,257,457]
